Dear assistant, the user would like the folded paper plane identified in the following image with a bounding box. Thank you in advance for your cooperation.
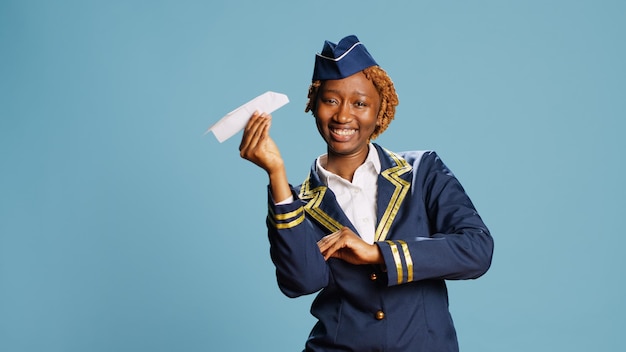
[206,91,289,143]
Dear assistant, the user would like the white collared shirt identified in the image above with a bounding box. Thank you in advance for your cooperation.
[315,144,380,244]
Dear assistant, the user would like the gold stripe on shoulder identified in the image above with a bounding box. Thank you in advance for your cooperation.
[375,150,412,242]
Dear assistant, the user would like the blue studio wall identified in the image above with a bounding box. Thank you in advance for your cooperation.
[1,1,624,351]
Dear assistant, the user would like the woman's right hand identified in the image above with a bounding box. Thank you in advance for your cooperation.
[240,111,292,203]
[239,111,284,175]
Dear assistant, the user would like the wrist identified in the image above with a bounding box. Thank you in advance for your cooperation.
[370,243,384,264]
[268,167,291,203]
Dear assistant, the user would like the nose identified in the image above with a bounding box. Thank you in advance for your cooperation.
[334,103,352,123]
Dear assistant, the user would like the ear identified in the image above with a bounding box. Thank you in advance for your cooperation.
[375,98,384,126]
[375,110,383,126]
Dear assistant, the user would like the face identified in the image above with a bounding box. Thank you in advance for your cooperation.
[314,72,381,159]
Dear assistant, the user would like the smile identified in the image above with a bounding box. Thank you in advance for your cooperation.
[331,128,356,136]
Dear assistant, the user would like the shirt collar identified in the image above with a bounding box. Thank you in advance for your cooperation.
[316,143,381,184]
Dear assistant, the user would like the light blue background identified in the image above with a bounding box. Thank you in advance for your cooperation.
[1,1,624,351]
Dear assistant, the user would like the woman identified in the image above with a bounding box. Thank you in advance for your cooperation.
[239,35,493,352]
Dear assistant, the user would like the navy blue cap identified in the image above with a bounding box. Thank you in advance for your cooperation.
[312,35,378,81]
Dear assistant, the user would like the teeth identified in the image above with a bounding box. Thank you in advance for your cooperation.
[333,129,356,136]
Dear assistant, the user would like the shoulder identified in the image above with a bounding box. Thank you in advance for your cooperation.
[374,144,440,171]
[397,150,433,165]
[373,145,450,182]
[381,147,454,182]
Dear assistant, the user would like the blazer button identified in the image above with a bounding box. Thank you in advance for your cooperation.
[370,273,377,281]
[375,310,385,320]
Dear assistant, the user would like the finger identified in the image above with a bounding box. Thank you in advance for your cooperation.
[245,115,265,148]
[317,227,354,250]
[323,239,351,261]
[247,112,271,139]
[322,245,340,261]
[239,111,261,151]
[258,114,272,141]
[240,112,269,152]
[326,229,372,261]
[243,111,263,131]
[317,230,341,252]
[318,233,347,260]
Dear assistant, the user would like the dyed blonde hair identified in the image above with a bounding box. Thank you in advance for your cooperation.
[305,66,399,140]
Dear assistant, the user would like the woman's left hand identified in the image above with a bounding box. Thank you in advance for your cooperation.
[317,227,384,265]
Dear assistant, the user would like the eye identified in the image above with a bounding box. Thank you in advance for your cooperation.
[354,101,367,108]
[322,98,338,105]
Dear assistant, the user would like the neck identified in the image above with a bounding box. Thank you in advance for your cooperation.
[324,147,370,182]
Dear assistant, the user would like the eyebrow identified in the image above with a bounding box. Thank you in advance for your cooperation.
[321,88,372,97]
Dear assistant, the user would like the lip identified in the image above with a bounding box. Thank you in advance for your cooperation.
[330,128,357,141]
[331,128,357,136]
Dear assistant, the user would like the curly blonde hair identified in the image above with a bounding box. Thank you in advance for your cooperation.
[304,66,399,140]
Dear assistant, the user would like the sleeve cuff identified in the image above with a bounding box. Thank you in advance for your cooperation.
[377,240,415,286]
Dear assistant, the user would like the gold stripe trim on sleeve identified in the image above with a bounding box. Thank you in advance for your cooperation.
[397,240,413,282]
[268,211,306,229]
[270,206,304,221]
[386,240,403,285]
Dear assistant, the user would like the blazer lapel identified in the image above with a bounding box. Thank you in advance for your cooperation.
[298,167,354,235]
[373,144,413,242]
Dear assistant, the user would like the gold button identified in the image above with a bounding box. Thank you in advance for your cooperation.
[370,273,377,281]
[375,310,385,320]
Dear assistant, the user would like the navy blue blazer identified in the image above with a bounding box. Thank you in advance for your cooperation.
[266,144,493,352]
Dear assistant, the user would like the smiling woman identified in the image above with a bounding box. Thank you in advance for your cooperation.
[238,35,494,352]
[313,72,381,178]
